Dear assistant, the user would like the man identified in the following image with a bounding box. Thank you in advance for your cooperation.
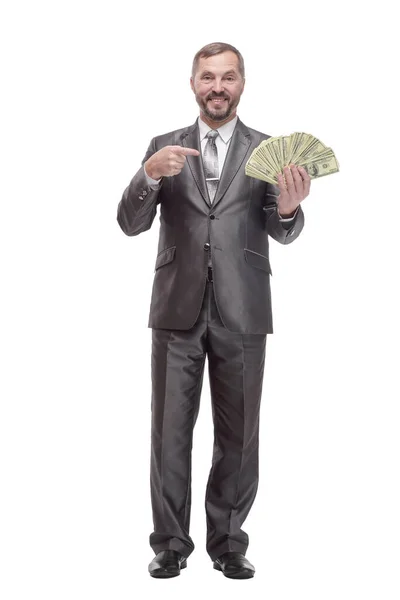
[117,42,311,579]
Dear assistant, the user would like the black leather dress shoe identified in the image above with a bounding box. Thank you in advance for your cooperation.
[148,550,187,578]
[213,552,255,579]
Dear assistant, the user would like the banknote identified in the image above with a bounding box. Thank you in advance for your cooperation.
[245,132,339,184]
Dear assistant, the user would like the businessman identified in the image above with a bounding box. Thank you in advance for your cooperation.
[117,42,311,579]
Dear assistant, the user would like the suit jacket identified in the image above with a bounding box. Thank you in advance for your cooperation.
[117,117,305,334]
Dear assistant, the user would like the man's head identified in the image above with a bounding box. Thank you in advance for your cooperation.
[190,42,245,127]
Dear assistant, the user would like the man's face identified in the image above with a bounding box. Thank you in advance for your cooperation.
[190,51,245,123]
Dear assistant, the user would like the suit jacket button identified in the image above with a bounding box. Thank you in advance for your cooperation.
[209,215,215,220]
[204,243,210,251]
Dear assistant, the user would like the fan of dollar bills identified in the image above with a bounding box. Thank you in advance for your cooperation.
[245,132,339,185]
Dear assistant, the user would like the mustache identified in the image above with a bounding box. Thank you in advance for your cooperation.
[207,94,230,100]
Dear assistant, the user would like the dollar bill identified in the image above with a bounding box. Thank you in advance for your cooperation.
[297,154,339,178]
[245,132,339,183]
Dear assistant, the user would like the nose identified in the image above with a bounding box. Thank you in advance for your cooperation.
[212,78,225,94]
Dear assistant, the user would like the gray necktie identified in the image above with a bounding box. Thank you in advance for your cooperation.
[203,130,219,203]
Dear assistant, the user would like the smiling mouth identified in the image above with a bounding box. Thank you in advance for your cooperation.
[209,98,228,104]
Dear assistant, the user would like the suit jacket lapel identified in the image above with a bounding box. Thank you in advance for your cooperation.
[180,122,210,207]
[212,118,251,210]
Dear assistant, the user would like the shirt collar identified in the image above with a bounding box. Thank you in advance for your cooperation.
[198,114,238,144]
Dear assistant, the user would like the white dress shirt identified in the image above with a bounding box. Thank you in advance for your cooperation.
[144,115,298,221]
[198,114,237,179]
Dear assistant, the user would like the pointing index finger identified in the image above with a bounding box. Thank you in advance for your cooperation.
[173,146,200,157]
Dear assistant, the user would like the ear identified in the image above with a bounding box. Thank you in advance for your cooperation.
[190,77,195,93]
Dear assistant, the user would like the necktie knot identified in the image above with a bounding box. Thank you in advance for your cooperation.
[206,130,219,141]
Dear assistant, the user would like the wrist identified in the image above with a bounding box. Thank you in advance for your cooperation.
[144,159,161,181]
[278,206,297,218]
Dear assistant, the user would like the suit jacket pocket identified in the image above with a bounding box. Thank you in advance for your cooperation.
[244,248,272,275]
[155,245,176,270]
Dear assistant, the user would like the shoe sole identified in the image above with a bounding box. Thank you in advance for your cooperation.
[149,560,187,578]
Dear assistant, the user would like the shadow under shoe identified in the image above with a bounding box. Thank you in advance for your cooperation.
[148,550,187,579]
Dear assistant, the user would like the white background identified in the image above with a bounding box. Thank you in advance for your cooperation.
[1,0,399,598]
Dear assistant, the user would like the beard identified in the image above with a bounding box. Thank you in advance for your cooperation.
[196,92,237,122]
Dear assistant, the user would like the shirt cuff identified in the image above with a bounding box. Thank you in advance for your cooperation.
[278,206,299,221]
[144,165,162,187]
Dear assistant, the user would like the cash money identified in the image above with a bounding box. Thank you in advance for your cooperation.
[245,132,339,185]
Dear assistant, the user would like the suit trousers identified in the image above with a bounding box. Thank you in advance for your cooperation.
[149,272,267,560]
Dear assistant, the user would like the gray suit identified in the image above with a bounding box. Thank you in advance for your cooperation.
[117,117,304,334]
[117,117,305,560]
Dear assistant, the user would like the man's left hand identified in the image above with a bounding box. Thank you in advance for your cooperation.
[276,164,311,218]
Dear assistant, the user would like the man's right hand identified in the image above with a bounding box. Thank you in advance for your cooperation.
[145,146,200,180]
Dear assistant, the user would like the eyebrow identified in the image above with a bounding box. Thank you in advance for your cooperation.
[200,70,238,76]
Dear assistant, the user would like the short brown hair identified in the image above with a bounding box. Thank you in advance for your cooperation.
[191,42,245,80]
